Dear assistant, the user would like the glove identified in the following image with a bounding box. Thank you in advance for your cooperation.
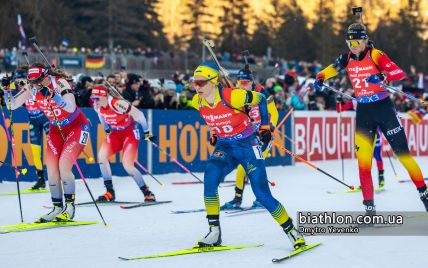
[1,76,11,87]
[104,125,112,134]
[209,130,217,146]
[144,131,157,143]
[40,86,51,97]
[258,125,272,145]
[314,78,324,91]
[336,95,343,102]
[366,73,384,84]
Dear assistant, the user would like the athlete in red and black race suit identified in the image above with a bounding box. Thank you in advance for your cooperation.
[90,85,156,202]
[3,64,90,222]
[190,61,306,250]
[315,23,427,212]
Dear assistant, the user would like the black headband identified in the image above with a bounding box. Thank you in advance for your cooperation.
[346,29,368,40]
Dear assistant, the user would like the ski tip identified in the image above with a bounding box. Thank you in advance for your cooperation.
[118,257,129,261]
[119,205,126,209]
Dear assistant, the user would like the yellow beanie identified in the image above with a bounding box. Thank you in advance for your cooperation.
[193,61,219,84]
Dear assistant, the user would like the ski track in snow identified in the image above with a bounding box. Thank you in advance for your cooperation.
[1,158,427,268]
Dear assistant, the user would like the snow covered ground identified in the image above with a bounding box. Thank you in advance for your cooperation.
[1,157,427,268]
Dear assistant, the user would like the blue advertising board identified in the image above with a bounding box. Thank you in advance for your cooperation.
[0,108,292,182]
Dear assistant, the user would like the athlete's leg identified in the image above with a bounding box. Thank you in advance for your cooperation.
[235,137,304,248]
[378,100,426,210]
[373,132,384,186]
[355,104,377,206]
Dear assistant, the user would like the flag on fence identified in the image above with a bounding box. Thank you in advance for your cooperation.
[85,54,105,69]
[17,14,27,49]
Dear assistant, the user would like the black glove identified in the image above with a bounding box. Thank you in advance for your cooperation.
[258,125,272,145]
[40,86,51,97]
[1,76,11,87]
[336,95,343,102]
[144,131,157,143]
[209,130,217,146]
[104,125,112,134]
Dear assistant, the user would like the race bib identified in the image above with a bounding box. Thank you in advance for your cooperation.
[79,131,89,145]
[252,144,264,160]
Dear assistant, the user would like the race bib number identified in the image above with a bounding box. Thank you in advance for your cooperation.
[252,144,264,160]
[133,129,140,140]
[79,131,89,145]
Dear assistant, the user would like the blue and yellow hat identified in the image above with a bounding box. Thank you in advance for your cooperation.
[193,61,219,84]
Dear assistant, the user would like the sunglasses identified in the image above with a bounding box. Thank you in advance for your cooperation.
[192,76,217,87]
[346,40,364,47]
[237,80,251,87]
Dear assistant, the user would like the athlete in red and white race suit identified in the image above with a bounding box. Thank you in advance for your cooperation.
[3,64,89,222]
[91,85,156,202]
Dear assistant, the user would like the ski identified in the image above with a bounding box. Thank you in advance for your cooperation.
[171,208,206,214]
[172,180,235,185]
[327,185,385,194]
[225,206,265,215]
[398,178,428,183]
[0,221,98,234]
[375,186,385,193]
[327,187,361,194]
[118,244,263,261]
[171,206,242,214]
[120,200,172,209]
[272,243,321,263]
[76,201,141,206]
[0,188,49,196]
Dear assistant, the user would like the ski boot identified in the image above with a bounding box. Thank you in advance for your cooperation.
[252,200,264,208]
[56,202,75,222]
[141,185,156,202]
[198,217,222,247]
[31,170,46,190]
[37,199,63,223]
[222,196,242,209]
[96,190,115,202]
[282,219,306,250]
[378,170,385,188]
[418,185,428,211]
[97,180,115,202]
[363,200,376,217]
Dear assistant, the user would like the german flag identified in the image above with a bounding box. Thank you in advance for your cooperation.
[85,54,105,69]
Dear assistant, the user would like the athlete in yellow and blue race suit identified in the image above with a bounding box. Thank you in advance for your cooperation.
[223,67,279,209]
[190,61,305,249]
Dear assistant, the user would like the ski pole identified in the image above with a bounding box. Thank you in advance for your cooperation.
[271,140,354,189]
[3,81,24,222]
[135,160,164,186]
[379,82,428,107]
[47,100,108,226]
[338,102,345,181]
[149,141,203,183]
[385,150,399,179]
[273,106,294,135]
[322,84,356,101]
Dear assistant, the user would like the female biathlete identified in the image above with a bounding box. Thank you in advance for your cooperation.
[3,64,90,222]
[191,61,305,249]
[90,85,156,202]
[315,23,427,212]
